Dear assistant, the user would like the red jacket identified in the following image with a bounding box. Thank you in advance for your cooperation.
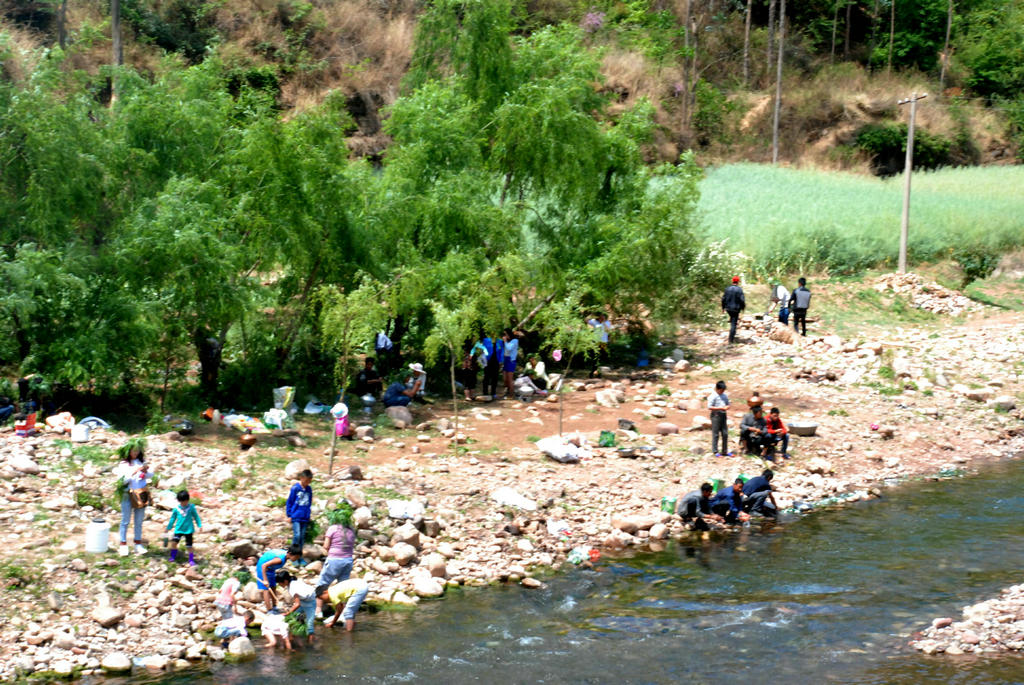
[765,416,787,435]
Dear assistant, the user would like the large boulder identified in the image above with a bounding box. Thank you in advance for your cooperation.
[423,553,447,578]
[768,322,796,344]
[91,606,125,628]
[689,415,712,430]
[392,542,418,566]
[227,637,255,659]
[8,454,40,475]
[412,576,445,598]
[211,464,235,486]
[656,422,679,435]
[386,406,414,428]
[352,506,373,529]
[284,459,311,480]
[391,522,421,550]
[100,653,132,673]
[988,395,1016,411]
[227,540,259,559]
[242,582,261,603]
[806,457,833,475]
[610,515,638,535]
[594,389,624,408]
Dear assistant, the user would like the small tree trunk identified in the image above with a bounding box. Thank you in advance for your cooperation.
[939,0,953,90]
[844,0,852,58]
[194,331,223,404]
[57,0,67,49]
[869,0,881,71]
[742,0,752,86]
[449,345,459,456]
[111,0,123,102]
[888,0,896,75]
[766,0,777,86]
[831,1,839,64]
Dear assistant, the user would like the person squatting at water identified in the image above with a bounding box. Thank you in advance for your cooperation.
[742,469,779,518]
[711,479,748,524]
[675,483,724,531]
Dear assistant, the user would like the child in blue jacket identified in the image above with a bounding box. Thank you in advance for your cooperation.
[167,490,202,565]
[286,469,313,555]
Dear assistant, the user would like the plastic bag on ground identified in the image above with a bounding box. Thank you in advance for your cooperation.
[387,499,426,519]
[491,487,537,511]
[273,386,295,410]
[536,436,583,464]
[546,520,571,538]
[304,397,330,414]
[262,408,292,430]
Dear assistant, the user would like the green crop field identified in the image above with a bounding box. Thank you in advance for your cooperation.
[696,163,1024,277]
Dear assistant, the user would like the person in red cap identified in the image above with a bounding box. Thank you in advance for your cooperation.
[721,276,746,344]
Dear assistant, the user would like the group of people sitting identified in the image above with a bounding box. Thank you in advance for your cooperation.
[675,469,779,529]
[351,329,554,409]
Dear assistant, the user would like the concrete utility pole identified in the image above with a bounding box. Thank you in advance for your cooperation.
[771,0,786,165]
[897,92,927,273]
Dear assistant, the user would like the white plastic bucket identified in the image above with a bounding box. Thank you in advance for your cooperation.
[85,518,110,554]
[71,423,91,443]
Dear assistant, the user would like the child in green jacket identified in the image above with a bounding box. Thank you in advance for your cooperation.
[167,490,202,566]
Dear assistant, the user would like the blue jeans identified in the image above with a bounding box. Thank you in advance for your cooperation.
[119,493,145,543]
[317,557,353,588]
[292,520,309,548]
[778,307,790,325]
[298,597,317,635]
[341,585,368,620]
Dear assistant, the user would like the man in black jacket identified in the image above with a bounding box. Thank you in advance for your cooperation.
[789,277,812,337]
[721,276,746,344]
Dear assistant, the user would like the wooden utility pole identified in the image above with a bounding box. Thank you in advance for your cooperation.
[939,0,954,90]
[766,0,776,86]
[771,0,786,165]
[897,92,927,273]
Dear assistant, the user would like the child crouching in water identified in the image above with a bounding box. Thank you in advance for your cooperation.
[317,578,369,632]
[261,611,291,650]
[166,490,202,566]
[214,610,254,648]
[276,571,317,645]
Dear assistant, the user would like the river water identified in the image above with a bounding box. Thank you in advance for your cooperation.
[153,459,1024,684]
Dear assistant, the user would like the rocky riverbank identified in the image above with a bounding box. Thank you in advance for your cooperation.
[0,300,1022,681]
[910,583,1024,655]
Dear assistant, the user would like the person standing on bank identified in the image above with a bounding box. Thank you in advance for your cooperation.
[721,276,746,344]
[114,438,151,557]
[708,380,731,457]
[768,282,790,325]
[789,277,812,337]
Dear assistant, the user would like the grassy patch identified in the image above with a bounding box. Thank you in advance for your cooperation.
[75,489,106,509]
[827,408,849,416]
[363,485,407,501]
[700,164,1024,278]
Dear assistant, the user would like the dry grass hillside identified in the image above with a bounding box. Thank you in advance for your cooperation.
[0,0,1016,169]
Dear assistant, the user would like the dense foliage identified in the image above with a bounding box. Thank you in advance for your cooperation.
[0,6,715,413]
